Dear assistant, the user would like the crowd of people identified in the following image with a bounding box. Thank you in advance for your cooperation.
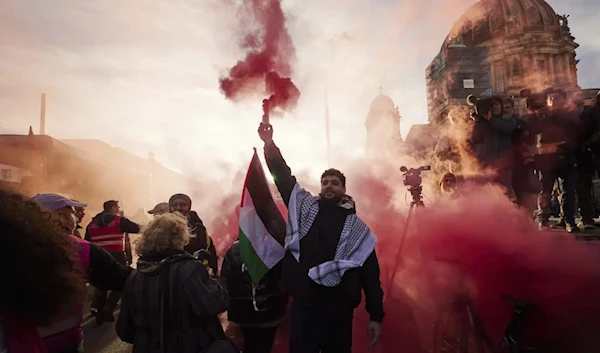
[436,89,600,233]
[0,123,385,353]
[3,91,599,352]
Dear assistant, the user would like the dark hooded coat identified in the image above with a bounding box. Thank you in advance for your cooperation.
[116,250,228,353]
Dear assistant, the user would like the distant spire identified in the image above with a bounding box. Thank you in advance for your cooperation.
[28,126,34,136]
[379,86,383,95]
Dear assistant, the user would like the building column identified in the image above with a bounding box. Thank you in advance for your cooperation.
[547,54,555,84]
[564,53,571,83]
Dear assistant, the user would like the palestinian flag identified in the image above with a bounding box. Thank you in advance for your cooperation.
[239,149,286,284]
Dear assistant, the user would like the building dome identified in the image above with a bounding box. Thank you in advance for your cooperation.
[369,94,397,114]
[426,0,579,123]
[365,92,402,156]
[446,0,568,47]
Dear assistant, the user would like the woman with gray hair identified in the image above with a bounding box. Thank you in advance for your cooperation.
[116,213,235,353]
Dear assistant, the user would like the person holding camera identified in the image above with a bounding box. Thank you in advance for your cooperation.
[467,95,519,196]
[257,122,384,353]
[525,89,583,232]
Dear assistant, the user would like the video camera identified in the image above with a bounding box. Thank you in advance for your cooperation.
[466,94,502,120]
[520,88,554,111]
[400,165,431,188]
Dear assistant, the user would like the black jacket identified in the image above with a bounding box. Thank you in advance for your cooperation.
[88,242,132,291]
[116,249,228,353]
[184,211,218,275]
[221,241,287,326]
[264,141,385,322]
[469,114,519,169]
[577,106,600,173]
[527,108,584,170]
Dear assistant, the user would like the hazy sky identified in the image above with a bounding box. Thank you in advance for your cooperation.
[0,0,598,177]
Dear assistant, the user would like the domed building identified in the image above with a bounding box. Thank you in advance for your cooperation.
[365,90,402,156]
[427,0,579,123]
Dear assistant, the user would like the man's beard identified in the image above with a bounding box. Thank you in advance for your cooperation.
[319,191,343,205]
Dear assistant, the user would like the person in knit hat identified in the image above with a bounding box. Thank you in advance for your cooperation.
[168,193,218,275]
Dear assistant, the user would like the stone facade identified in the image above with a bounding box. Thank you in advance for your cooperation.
[427,0,579,121]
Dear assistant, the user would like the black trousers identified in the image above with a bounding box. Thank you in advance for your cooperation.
[241,325,279,353]
[512,167,538,218]
[289,301,353,353]
[577,171,596,224]
[91,250,126,313]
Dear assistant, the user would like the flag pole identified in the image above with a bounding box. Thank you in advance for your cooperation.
[325,88,331,166]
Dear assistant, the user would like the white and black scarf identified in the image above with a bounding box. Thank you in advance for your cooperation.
[285,183,377,287]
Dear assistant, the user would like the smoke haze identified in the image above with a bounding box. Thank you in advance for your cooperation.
[1,1,600,351]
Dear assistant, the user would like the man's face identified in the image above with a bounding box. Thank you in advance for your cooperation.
[170,198,190,214]
[56,206,77,233]
[320,175,346,201]
[110,204,121,214]
[441,177,457,193]
[503,102,514,117]
[491,101,502,116]
[74,207,85,223]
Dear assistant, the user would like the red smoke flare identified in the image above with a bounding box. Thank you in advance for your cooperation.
[219,0,300,116]
[210,163,600,353]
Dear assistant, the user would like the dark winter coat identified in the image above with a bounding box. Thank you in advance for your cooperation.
[221,241,287,326]
[116,249,228,353]
[527,108,584,171]
[184,211,218,275]
[264,142,385,323]
[470,114,519,169]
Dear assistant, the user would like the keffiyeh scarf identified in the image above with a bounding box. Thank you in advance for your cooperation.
[285,183,378,287]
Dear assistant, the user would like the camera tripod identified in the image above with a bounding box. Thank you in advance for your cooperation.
[386,184,425,292]
[397,185,425,256]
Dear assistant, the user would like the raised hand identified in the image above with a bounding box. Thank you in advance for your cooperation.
[258,123,273,143]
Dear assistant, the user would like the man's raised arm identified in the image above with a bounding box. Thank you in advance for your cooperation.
[258,123,297,206]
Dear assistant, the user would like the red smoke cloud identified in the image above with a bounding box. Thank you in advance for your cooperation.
[209,161,600,353]
[219,0,300,115]
[348,171,600,353]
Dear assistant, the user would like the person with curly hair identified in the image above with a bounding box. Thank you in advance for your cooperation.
[116,213,232,353]
[0,188,86,353]
[31,193,133,353]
